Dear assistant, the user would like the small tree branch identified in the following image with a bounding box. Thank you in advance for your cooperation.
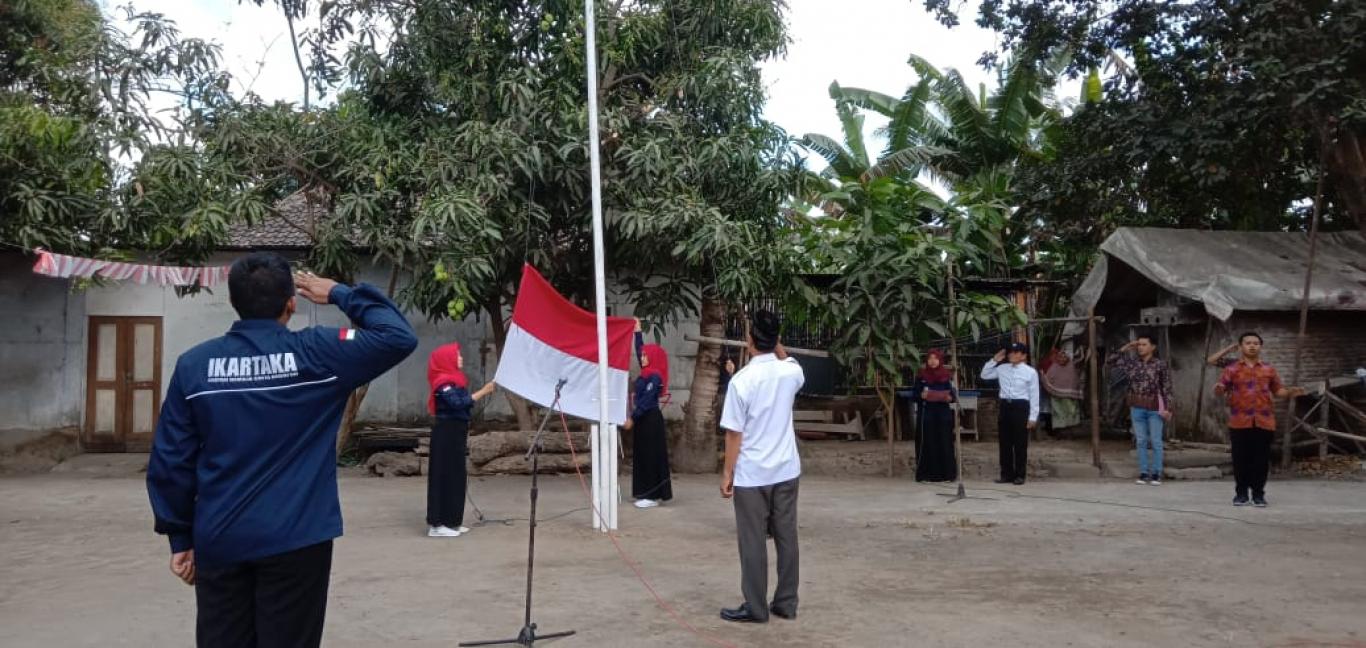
[285,10,310,109]
[602,72,656,93]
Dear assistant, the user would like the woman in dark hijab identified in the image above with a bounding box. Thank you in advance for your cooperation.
[914,349,958,483]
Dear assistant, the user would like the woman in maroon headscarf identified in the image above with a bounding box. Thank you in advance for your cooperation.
[914,349,958,482]
[425,342,496,537]
[624,319,672,508]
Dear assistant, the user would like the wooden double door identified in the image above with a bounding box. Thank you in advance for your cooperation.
[84,316,162,452]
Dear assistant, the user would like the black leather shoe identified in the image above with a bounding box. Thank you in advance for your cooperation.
[1012,478,1025,485]
[994,478,1012,484]
[720,603,767,623]
[769,606,797,620]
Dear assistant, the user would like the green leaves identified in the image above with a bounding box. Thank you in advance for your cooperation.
[1,2,222,258]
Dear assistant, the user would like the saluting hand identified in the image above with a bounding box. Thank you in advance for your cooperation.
[294,271,338,305]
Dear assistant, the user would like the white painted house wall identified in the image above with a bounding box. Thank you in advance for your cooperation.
[0,251,702,446]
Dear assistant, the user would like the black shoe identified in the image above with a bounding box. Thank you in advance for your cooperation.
[1232,495,1250,507]
[720,603,767,623]
[1012,478,1025,485]
[1252,496,1268,508]
[769,606,796,620]
[994,478,1012,484]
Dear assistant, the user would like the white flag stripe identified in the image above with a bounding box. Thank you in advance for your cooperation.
[494,323,629,425]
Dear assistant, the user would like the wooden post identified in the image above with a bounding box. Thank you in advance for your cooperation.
[948,262,965,488]
[1088,308,1102,468]
[1027,322,1039,442]
[683,333,828,358]
[1283,169,1326,468]
[1319,380,1331,461]
[888,384,895,477]
[1193,318,1214,441]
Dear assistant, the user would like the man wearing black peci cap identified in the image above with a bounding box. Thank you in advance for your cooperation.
[718,310,804,624]
[980,342,1040,485]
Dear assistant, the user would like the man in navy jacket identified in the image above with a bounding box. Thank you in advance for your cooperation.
[147,252,417,647]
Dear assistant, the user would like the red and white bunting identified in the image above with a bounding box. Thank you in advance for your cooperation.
[31,249,231,288]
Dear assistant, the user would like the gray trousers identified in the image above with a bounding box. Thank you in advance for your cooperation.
[732,477,799,620]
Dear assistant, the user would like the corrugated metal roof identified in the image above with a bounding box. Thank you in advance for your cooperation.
[1067,227,1366,330]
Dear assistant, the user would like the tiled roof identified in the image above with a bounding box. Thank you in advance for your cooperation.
[224,194,328,249]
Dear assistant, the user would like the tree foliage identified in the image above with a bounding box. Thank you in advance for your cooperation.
[925,0,1366,242]
[0,0,223,258]
[793,56,1041,424]
[197,0,804,326]
[184,0,804,431]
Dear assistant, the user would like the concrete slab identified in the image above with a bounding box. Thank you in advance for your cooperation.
[49,453,148,477]
[1164,466,1223,480]
[2,472,1364,647]
[1043,461,1102,479]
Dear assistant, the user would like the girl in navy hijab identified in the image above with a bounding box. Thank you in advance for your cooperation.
[426,342,495,537]
[625,319,673,508]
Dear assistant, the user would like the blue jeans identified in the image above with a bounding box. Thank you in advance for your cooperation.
[1131,407,1165,477]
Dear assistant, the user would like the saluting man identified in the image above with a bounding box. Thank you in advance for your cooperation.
[147,252,417,648]
[981,342,1039,485]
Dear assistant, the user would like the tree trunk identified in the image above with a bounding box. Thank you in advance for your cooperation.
[335,266,400,455]
[1326,130,1366,235]
[336,384,369,455]
[486,300,535,430]
[675,296,726,473]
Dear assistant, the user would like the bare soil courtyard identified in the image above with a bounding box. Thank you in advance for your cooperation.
[2,464,1364,648]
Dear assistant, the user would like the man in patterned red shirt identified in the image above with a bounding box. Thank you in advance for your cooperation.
[1212,332,1304,507]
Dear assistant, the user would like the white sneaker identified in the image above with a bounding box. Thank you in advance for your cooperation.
[428,525,462,537]
[1135,476,1149,485]
[456,526,470,534]
[1149,476,1162,486]
[633,499,660,509]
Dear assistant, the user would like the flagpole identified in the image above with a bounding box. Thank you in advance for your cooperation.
[583,0,616,530]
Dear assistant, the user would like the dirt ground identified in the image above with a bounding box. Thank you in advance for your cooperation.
[2,463,1365,648]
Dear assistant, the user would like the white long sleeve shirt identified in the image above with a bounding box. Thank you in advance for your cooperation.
[980,360,1040,423]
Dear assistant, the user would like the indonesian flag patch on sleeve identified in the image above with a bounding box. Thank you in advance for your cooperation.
[339,328,357,341]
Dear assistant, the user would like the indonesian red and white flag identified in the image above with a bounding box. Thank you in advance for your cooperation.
[495,264,635,425]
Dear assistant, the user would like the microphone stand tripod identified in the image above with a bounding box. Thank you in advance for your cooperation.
[460,380,576,647]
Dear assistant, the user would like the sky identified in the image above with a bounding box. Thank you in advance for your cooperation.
[107,0,1027,161]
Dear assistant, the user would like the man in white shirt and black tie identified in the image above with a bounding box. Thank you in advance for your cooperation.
[980,342,1039,485]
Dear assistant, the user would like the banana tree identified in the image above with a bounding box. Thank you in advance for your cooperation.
[793,175,1025,471]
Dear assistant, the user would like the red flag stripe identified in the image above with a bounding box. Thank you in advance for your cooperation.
[509,264,634,371]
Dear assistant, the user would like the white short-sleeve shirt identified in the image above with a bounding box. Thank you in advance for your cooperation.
[720,354,805,488]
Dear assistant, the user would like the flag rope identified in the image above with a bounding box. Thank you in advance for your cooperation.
[558,408,740,648]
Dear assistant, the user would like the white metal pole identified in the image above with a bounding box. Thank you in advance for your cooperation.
[591,424,601,530]
[610,423,618,529]
[583,0,616,530]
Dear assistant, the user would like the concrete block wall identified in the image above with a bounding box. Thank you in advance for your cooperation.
[0,254,86,447]
[1228,312,1366,384]
[1167,311,1366,442]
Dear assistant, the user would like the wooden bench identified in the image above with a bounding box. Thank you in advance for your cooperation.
[793,410,865,441]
